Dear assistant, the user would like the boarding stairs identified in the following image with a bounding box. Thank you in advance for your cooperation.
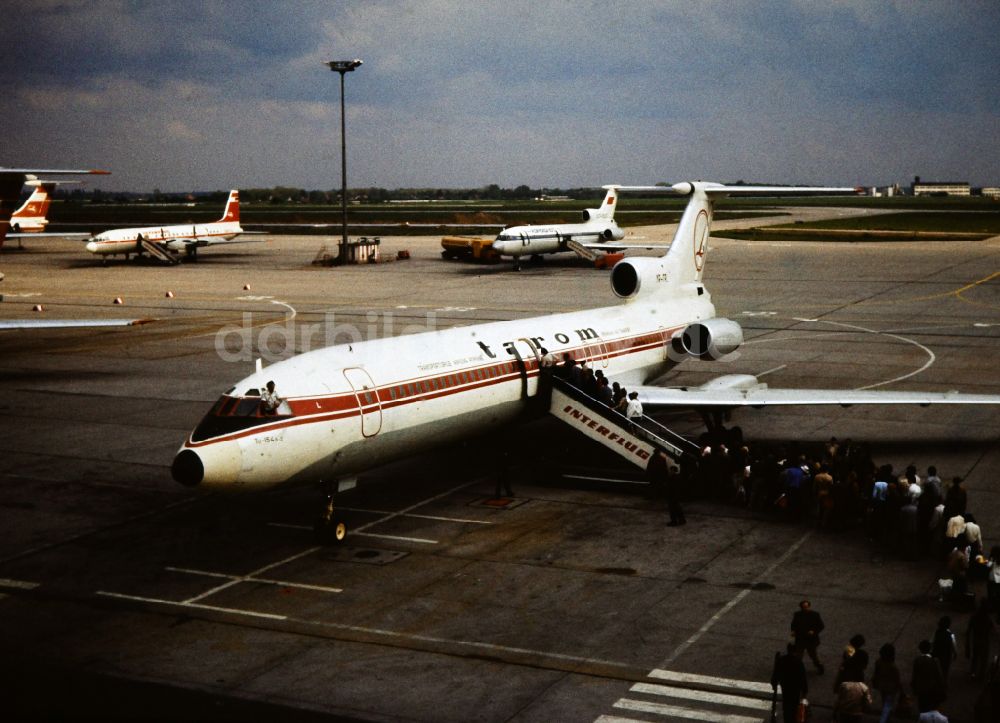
[566,238,599,262]
[138,236,181,265]
[548,377,700,469]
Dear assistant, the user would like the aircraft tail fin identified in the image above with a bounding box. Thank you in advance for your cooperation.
[617,183,856,286]
[586,186,619,221]
[10,181,57,231]
[0,168,108,249]
[218,190,240,223]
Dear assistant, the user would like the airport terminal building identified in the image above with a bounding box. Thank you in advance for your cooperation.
[911,176,970,196]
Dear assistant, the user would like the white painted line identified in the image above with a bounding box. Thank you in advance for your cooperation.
[0,578,40,590]
[594,716,652,723]
[661,530,812,667]
[165,567,342,594]
[184,546,320,604]
[338,506,494,525]
[97,591,288,621]
[630,683,770,711]
[756,365,787,378]
[352,481,476,536]
[267,522,438,544]
[252,577,343,594]
[353,532,438,545]
[647,670,773,695]
[95,590,637,672]
[613,698,761,723]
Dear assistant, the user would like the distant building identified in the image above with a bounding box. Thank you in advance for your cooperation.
[982,187,1000,199]
[911,176,970,196]
[869,184,901,197]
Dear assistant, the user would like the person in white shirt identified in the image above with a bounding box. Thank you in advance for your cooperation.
[260,380,282,415]
[625,391,643,420]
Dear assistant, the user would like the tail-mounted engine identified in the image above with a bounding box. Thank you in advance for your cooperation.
[672,318,743,359]
[610,257,670,299]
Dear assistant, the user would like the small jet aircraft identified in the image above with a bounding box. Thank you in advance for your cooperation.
[85,190,256,264]
[172,180,1000,540]
[490,185,666,270]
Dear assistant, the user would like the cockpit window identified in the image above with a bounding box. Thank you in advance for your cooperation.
[234,396,261,417]
[191,392,292,442]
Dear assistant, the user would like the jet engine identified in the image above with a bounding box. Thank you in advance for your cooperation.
[609,257,670,299]
[672,318,744,359]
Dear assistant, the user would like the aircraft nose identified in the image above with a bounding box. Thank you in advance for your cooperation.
[492,240,506,253]
[85,240,98,253]
[171,449,204,487]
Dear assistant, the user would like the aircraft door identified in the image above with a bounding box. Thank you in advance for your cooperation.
[343,367,383,437]
[507,338,541,399]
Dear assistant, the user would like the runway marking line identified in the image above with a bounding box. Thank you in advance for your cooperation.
[165,566,343,594]
[613,698,761,723]
[267,522,439,545]
[661,530,813,667]
[96,590,287,621]
[182,546,321,604]
[0,578,40,590]
[629,682,770,710]
[337,505,494,525]
[646,670,773,695]
[93,589,638,673]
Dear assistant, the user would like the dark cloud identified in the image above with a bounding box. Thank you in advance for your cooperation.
[2,1,998,190]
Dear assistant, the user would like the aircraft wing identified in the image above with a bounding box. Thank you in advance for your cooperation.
[6,232,91,239]
[0,318,154,330]
[634,379,1000,409]
[578,241,671,251]
[199,235,268,245]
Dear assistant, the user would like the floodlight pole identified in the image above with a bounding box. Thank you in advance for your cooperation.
[325,59,362,266]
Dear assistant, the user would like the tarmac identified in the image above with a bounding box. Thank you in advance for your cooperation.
[0,217,998,721]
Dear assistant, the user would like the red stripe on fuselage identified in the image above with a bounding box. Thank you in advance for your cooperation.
[184,328,677,447]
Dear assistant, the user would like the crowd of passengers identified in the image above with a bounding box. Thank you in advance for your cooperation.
[548,351,643,419]
[546,350,998,616]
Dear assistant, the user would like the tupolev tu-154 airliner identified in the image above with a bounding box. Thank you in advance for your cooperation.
[490,185,670,270]
[171,181,1000,540]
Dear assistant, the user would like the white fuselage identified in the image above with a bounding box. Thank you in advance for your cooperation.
[177,291,715,491]
[492,219,623,257]
[85,221,242,255]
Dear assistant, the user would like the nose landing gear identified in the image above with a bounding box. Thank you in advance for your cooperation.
[314,494,347,544]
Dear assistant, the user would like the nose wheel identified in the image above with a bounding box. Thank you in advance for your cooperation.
[313,494,347,545]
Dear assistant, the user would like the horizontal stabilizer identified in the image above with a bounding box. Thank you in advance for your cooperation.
[616,183,857,196]
[0,318,154,330]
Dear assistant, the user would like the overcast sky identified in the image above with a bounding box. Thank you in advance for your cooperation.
[2,1,998,192]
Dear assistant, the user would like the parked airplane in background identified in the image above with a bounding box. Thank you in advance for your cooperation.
[85,190,257,264]
[10,179,58,233]
[490,185,667,270]
[5,179,91,246]
[0,166,149,329]
[171,180,1000,541]
[1,167,108,249]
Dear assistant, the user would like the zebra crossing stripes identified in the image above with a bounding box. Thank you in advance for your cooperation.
[630,683,771,711]
[594,670,773,723]
[612,698,762,723]
[647,669,773,695]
